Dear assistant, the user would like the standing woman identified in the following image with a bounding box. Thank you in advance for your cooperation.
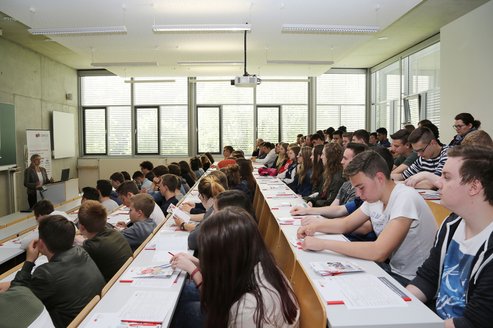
[449,112,481,146]
[171,207,299,328]
[24,154,51,209]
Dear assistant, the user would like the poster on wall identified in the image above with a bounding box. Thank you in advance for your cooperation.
[26,129,53,179]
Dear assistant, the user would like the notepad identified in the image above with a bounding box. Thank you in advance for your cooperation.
[310,261,364,276]
[277,217,302,226]
[167,204,191,223]
[119,291,173,324]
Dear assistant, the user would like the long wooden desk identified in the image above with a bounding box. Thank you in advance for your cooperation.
[252,171,443,328]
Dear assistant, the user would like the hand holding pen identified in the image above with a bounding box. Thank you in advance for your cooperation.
[169,252,199,274]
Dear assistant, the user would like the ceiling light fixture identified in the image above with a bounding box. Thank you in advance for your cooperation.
[28,26,127,36]
[177,61,243,66]
[281,24,379,34]
[91,61,157,67]
[153,24,251,32]
[124,79,176,83]
[267,59,335,65]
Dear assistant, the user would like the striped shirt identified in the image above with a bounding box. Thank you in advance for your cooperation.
[402,145,448,179]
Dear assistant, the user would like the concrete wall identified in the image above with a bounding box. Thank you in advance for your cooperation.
[0,37,78,215]
[440,0,493,143]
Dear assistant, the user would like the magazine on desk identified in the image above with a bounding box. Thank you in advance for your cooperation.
[311,261,364,276]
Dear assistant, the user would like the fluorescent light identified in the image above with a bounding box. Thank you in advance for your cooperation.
[124,79,176,83]
[91,61,158,67]
[267,60,334,65]
[153,24,251,32]
[28,26,127,36]
[282,24,379,34]
[177,61,243,66]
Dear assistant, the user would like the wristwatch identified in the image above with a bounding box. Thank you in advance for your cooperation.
[180,222,186,231]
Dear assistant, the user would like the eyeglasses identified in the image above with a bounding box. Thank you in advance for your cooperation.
[452,124,465,129]
[414,141,431,154]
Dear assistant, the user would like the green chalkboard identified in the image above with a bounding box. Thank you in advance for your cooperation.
[0,103,16,167]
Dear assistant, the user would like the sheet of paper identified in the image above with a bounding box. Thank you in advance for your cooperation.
[318,274,408,309]
[119,290,174,324]
[277,217,302,226]
[80,312,122,328]
[167,204,191,223]
[149,232,189,251]
[119,267,179,289]
[107,214,130,226]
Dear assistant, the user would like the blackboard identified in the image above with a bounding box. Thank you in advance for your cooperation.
[0,103,16,167]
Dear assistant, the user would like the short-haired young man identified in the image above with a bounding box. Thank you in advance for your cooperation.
[117,181,165,225]
[390,128,418,174]
[298,150,437,285]
[332,130,343,145]
[392,126,448,189]
[369,132,378,145]
[407,146,493,328]
[352,129,370,145]
[139,161,154,175]
[376,127,391,148]
[10,216,105,328]
[109,172,124,205]
[311,133,325,146]
[78,200,132,282]
[159,174,179,216]
[81,186,100,203]
[254,142,276,167]
[223,145,234,159]
[96,179,119,213]
[116,194,157,251]
[342,132,353,148]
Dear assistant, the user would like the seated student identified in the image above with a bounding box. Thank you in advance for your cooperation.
[81,186,100,203]
[393,126,449,189]
[132,170,145,189]
[190,157,205,179]
[10,216,105,328]
[121,171,131,181]
[449,112,481,147]
[291,146,313,197]
[376,127,391,147]
[274,143,289,173]
[20,200,73,249]
[332,129,343,145]
[168,164,190,194]
[342,132,353,148]
[170,208,299,328]
[369,132,378,146]
[96,179,119,213]
[407,146,493,328]
[158,174,179,216]
[109,172,124,205]
[139,160,154,176]
[220,164,251,200]
[277,145,300,185]
[0,285,55,327]
[351,129,370,145]
[116,194,157,252]
[200,154,211,172]
[179,161,197,188]
[251,138,263,157]
[116,181,165,225]
[236,158,256,201]
[390,128,418,175]
[306,143,345,207]
[297,150,437,286]
[254,142,277,167]
[290,143,368,218]
[308,144,324,197]
[175,175,226,250]
[462,129,493,148]
[223,145,235,159]
[77,200,132,282]
[311,133,325,146]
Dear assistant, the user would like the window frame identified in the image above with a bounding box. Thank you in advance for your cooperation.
[82,106,108,156]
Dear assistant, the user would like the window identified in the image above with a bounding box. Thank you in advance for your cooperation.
[257,106,280,142]
[108,107,132,155]
[83,108,106,155]
[160,106,188,155]
[316,71,366,132]
[136,107,159,154]
[197,106,220,153]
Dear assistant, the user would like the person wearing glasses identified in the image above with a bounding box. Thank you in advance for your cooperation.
[449,112,481,147]
[392,127,448,189]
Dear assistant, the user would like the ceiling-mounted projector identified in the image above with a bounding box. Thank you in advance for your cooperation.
[231,75,261,87]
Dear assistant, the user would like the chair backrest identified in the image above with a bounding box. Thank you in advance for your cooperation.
[291,261,327,328]
[101,256,133,297]
[67,294,100,328]
[426,200,451,226]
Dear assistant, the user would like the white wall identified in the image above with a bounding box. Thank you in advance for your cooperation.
[440,0,493,143]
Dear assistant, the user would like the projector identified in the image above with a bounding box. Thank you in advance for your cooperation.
[231,75,261,87]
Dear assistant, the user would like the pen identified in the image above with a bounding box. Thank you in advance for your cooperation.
[168,252,175,256]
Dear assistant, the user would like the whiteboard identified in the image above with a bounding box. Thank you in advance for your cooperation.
[53,111,76,159]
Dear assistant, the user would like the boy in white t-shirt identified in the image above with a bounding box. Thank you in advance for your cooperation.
[407,146,493,328]
[297,150,437,285]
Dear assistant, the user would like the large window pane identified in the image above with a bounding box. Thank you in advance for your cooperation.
[196,79,253,104]
[160,106,188,155]
[84,108,106,154]
[81,76,130,106]
[257,106,279,143]
[134,77,188,105]
[256,78,308,104]
[197,106,220,153]
[222,105,254,154]
[108,106,132,155]
[316,105,341,131]
[341,105,366,132]
[282,105,308,143]
[136,107,159,154]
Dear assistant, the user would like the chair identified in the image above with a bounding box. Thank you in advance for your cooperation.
[426,200,451,226]
[101,256,133,297]
[291,261,327,328]
[67,294,100,328]
[271,233,296,281]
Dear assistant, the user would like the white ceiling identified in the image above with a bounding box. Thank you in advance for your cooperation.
[0,0,488,77]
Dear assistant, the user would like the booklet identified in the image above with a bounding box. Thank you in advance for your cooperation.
[310,261,364,276]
